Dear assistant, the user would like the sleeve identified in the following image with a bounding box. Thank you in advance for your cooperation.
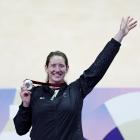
[13,104,32,135]
[77,38,121,98]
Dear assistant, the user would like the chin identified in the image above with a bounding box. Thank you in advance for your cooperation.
[52,79,63,83]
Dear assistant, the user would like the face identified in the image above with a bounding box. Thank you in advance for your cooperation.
[45,55,69,84]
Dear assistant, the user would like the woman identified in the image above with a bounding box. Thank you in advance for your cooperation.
[13,17,137,140]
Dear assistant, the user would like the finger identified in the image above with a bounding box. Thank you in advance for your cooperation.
[120,17,126,29]
[21,85,26,91]
[21,87,28,92]
[128,17,134,23]
[129,23,137,31]
[129,20,138,27]
[21,84,29,91]
[126,16,130,24]
[121,17,125,26]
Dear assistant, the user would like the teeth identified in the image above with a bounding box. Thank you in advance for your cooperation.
[54,75,61,77]
[54,73,62,76]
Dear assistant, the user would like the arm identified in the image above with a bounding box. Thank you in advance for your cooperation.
[13,104,32,135]
[78,17,137,98]
[13,86,32,135]
[78,38,120,98]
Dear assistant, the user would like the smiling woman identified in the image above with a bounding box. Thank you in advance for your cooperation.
[45,51,69,85]
[13,17,137,140]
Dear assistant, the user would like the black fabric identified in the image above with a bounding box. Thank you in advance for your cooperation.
[13,38,121,140]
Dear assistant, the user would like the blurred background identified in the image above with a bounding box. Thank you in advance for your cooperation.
[0,0,140,140]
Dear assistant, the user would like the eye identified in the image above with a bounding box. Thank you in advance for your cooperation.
[51,64,56,68]
[59,64,65,68]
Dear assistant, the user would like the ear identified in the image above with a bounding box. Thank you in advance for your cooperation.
[66,65,69,73]
[45,65,48,73]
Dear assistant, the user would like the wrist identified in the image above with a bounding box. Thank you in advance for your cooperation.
[23,102,30,107]
[114,30,125,43]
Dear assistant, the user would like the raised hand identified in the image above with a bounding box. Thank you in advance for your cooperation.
[114,16,137,43]
[120,16,137,36]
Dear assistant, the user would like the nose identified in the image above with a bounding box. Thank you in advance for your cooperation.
[55,65,61,72]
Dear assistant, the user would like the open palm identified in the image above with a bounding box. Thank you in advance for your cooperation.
[120,16,137,36]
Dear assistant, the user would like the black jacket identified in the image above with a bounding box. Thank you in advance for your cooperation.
[13,38,121,140]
